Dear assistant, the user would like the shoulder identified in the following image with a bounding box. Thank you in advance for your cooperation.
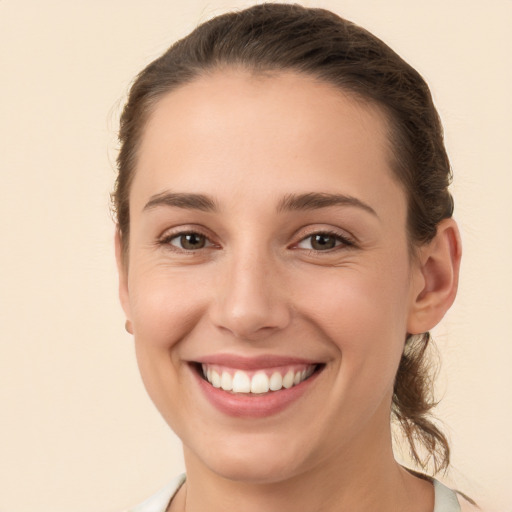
[123,474,186,512]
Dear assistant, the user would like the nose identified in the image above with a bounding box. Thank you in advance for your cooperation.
[209,250,292,341]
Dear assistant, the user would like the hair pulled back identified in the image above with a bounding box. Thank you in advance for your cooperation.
[114,3,454,473]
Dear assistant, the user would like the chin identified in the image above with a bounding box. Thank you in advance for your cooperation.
[207,456,304,485]
[188,429,315,485]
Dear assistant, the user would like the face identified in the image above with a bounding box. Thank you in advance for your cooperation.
[118,71,426,484]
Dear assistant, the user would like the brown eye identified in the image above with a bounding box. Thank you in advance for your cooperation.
[170,232,208,250]
[297,232,349,251]
[310,234,337,250]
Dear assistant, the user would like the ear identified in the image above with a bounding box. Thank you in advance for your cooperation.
[115,228,132,332]
[407,218,462,334]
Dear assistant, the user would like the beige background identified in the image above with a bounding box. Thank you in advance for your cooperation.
[0,1,511,511]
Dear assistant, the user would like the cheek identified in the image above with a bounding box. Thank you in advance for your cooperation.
[127,266,210,426]
[296,262,411,376]
[127,264,210,350]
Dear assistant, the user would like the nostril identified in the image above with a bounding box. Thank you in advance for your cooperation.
[211,307,292,341]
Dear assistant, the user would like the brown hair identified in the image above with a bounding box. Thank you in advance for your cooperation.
[113,3,454,473]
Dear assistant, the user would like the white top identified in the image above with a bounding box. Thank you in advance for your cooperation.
[127,474,461,512]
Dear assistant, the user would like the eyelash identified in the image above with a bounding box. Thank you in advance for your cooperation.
[157,229,356,253]
[158,230,215,253]
[294,230,355,252]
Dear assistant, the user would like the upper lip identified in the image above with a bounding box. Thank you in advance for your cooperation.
[191,354,321,370]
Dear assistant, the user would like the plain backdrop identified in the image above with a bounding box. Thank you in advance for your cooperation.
[0,1,511,511]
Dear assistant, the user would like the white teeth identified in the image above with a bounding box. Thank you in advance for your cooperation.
[221,371,232,391]
[282,370,294,389]
[269,372,283,391]
[202,364,317,394]
[232,371,251,393]
[211,370,221,388]
[251,372,270,394]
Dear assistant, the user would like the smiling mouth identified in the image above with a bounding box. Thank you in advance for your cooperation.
[193,362,324,395]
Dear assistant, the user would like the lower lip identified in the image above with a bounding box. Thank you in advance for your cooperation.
[192,365,322,418]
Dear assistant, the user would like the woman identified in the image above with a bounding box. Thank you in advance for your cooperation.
[113,4,469,511]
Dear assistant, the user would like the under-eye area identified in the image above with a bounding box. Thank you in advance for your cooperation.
[191,362,325,394]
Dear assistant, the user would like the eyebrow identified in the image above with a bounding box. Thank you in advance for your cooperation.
[143,190,377,217]
[143,191,218,212]
[277,192,378,217]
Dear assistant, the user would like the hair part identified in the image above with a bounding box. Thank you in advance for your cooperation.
[113,2,454,472]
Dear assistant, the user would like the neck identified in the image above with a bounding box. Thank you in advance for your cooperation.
[174,420,434,512]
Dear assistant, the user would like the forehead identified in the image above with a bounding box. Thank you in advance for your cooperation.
[132,70,404,218]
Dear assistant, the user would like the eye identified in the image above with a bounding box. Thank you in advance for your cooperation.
[296,232,351,251]
[166,232,212,251]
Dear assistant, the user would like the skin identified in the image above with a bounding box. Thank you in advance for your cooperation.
[116,70,461,512]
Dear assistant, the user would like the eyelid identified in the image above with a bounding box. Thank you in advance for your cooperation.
[156,225,356,253]
[292,227,357,251]
[296,235,342,250]
[170,233,214,249]
[157,225,219,251]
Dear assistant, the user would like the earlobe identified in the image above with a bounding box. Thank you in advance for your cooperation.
[407,218,462,335]
[115,229,132,326]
